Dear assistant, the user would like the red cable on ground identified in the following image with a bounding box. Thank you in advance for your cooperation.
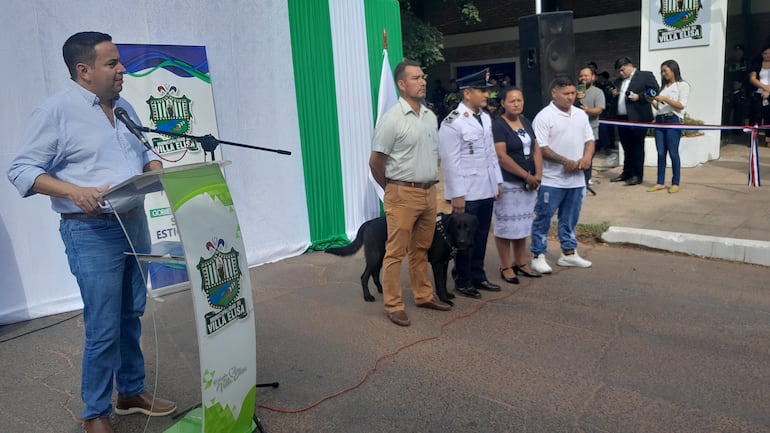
[256,244,597,414]
[255,271,552,414]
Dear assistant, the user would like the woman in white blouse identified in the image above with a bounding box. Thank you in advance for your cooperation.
[648,59,690,193]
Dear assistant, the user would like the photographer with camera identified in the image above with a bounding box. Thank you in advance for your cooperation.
[610,57,659,186]
[647,60,690,194]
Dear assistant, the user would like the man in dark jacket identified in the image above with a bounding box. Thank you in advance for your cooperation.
[610,56,659,185]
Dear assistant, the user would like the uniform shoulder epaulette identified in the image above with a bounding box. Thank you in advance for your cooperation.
[443,110,459,124]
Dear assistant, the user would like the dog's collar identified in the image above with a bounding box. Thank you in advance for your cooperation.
[436,214,458,258]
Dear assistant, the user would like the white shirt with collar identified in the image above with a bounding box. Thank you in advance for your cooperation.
[533,101,594,189]
[616,69,636,116]
[438,101,503,201]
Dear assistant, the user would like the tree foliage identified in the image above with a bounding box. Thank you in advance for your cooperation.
[399,0,481,68]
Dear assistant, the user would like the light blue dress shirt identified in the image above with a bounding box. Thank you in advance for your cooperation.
[7,80,159,213]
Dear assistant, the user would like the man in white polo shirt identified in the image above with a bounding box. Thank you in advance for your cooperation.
[530,76,595,274]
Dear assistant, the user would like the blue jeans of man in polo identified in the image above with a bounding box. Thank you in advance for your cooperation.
[654,115,683,186]
[59,214,150,420]
[530,186,586,255]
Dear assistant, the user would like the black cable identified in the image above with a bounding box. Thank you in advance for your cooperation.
[0,312,82,344]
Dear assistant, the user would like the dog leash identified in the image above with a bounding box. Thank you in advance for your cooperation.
[435,214,458,258]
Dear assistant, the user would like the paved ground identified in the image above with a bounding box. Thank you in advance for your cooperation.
[2,138,770,433]
[584,140,770,244]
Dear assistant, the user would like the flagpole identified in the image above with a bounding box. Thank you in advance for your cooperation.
[383,28,388,50]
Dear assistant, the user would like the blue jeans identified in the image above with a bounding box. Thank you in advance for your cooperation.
[530,186,585,255]
[654,115,683,185]
[454,198,493,287]
[59,214,149,419]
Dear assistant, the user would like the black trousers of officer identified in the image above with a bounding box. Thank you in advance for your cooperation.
[454,197,494,288]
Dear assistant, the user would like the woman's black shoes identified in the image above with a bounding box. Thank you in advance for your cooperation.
[513,264,542,278]
[499,267,520,284]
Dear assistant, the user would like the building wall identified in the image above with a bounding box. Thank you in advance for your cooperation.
[427,0,641,35]
[427,2,770,99]
[430,25,642,91]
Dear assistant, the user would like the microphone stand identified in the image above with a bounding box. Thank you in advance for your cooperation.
[136,126,291,159]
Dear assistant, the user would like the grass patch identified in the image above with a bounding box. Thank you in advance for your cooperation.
[548,221,610,244]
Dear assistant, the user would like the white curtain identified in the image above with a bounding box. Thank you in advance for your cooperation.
[329,0,381,240]
[0,0,310,324]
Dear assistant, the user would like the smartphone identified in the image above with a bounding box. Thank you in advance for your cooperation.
[577,83,586,93]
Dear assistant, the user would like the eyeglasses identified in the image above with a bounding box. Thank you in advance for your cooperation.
[517,129,526,137]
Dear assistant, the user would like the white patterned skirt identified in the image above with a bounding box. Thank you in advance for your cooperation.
[493,180,537,240]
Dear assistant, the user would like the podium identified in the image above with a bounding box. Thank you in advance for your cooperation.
[104,161,258,433]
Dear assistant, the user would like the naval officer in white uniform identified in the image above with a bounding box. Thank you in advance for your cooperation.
[439,68,504,299]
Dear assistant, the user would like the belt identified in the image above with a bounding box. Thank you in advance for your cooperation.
[61,207,142,221]
[61,212,120,221]
[656,113,678,118]
[386,179,438,189]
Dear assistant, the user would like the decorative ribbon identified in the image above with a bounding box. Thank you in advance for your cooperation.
[749,126,761,187]
[599,120,765,187]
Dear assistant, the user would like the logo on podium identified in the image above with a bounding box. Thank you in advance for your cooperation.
[197,239,248,335]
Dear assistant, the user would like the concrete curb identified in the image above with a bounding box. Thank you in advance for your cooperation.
[601,226,770,267]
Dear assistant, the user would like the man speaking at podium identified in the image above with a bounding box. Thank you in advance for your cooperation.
[7,32,175,433]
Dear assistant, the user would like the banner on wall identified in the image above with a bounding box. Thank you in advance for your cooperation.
[117,44,223,292]
[650,0,710,50]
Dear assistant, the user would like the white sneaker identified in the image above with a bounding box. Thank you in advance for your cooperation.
[531,254,553,274]
[557,252,592,268]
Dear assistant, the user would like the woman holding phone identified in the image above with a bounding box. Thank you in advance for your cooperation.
[492,87,543,283]
[648,59,689,193]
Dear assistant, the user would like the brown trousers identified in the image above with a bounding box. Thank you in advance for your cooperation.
[381,183,437,313]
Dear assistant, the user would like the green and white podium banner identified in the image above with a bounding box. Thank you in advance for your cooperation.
[162,162,257,433]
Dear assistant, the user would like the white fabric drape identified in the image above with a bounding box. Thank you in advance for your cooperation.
[329,0,381,239]
[0,0,310,323]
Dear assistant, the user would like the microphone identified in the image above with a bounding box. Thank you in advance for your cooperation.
[114,107,152,150]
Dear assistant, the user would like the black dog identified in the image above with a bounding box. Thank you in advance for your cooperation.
[326,213,477,306]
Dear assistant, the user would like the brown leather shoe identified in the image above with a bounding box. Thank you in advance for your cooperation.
[82,417,114,433]
[115,390,177,416]
[415,299,452,311]
[386,310,410,326]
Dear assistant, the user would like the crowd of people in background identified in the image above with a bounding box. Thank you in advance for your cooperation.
[369,41,770,327]
[724,41,770,146]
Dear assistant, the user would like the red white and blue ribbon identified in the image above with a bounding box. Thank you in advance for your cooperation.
[749,125,761,187]
[599,120,766,187]
[599,119,750,131]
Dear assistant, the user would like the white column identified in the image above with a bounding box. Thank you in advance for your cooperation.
[640,0,727,167]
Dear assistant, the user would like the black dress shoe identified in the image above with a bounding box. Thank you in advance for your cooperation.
[513,264,542,278]
[610,174,628,183]
[499,268,520,284]
[475,280,501,292]
[624,176,642,185]
[455,286,482,299]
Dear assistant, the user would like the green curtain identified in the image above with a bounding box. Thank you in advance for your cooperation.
[364,0,404,122]
[287,0,347,250]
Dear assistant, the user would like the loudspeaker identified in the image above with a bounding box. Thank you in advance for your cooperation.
[519,12,575,119]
